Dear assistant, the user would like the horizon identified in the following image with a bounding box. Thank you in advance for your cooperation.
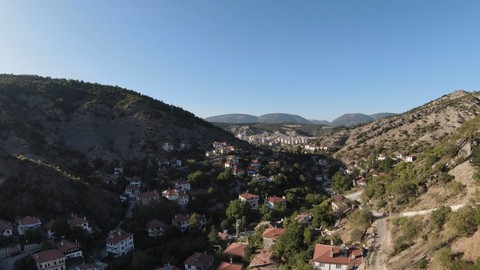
[1,1,479,121]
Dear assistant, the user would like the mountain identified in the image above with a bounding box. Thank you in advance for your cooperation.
[370,112,396,120]
[204,114,258,123]
[330,113,375,127]
[0,74,244,169]
[206,113,313,124]
[257,113,312,124]
[309,119,331,125]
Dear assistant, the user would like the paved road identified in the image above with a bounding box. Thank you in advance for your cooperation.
[0,244,41,270]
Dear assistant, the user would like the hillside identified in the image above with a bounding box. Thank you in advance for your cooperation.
[330,113,375,127]
[204,113,258,124]
[0,75,244,170]
[257,113,312,124]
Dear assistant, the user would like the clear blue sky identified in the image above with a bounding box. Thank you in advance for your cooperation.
[1,1,479,121]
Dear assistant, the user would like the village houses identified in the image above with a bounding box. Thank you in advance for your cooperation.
[184,252,214,270]
[17,215,42,235]
[32,249,66,270]
[238,192,260,209]
[0,219,13,237]
[105,229,135,258]
[262,228,285,250]
[146,219,167,238]
[312,244,363,270]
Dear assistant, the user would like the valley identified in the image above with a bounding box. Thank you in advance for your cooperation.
[0,76,480,270]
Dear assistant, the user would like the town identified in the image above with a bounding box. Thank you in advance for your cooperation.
[0,139,399,270]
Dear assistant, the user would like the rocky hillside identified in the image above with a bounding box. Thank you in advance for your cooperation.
[317,90,480,165]
[0,75,244,169]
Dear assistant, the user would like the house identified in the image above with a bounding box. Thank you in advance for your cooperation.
[68,216,93,233]
[156,263,182,270]
[312,244,362,270]
[248,250,276,269]
[238,193,260,209]
[216,261,244,270]
[125,185,141,199]
[105,229,134,257]
[331,195,350,213]
[162,142,174,152]
[264,196,287,209]
[405,156,416,163]
[32,249,66,270]
[44,220,55,238]
[126,176,142,187]
[262,228,285,250]
[76,263,101,270]
[174,179,191,191]
[56,239,83,259]
[223,242,248,258]
[162,189,180,201]
[172,214,189,232]
[18,215,42,235]
[0,220,13,237]
[294,214,313,225]
[178,190,190,206]
[139,190,160,204]
[146,219,167,237]
[184,252,214,270]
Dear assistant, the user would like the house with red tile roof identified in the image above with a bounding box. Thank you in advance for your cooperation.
[174,179,191,191]
[139,190,160,204]
[56,239,83,259]
[146,219,167,237]
[184,252,214,270]
[32,249,66,270]
[17,215,42,235]
[264,196,287,210]
[248,249,276,269]
[312,244,362,270]
[125,185,140,199]
[126,176,142,187]
[223,242,248,258]
[262,228,285,250]
[105,229,134,257]
[216,261,244,270]
[162,189,179,201]
[331,195,350,213]
[156,263,182,270]
[238,193,260,209]
[0,220,13,237]
[68,216,93,233]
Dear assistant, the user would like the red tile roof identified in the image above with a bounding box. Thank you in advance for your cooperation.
[32,249,65,263]
[0,220,13,232]
[162,189,179,197]
[105,230,133,244]
[223,242,247,257]
[239,193,259,199]
[56,240,81,254]
[312,244,362,266]
[173,214,189,223]
[262,228,285,239]
[184,252,213,269]
[249,250,275,268]
[19,216,41,226]
[139,190,160,200]
[69,216,88,227]
[44,220,55,230]
[147,219,167,229]
[156,263,182,270]
[331,195,346,202]
[267,196,286,204]
[217,261,244,270]
[77,263,98,270]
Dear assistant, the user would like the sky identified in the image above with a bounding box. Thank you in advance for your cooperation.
[1,1,480,121]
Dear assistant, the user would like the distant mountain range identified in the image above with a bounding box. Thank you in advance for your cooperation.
[205,112,396,126]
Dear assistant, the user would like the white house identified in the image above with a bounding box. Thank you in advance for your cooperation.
[184,252,214,270]
[56,239,83,259]
[0,220,13,237]
[312,244,363,270]
[146,219,167,238]
[172,214,189,232]
[238,193,260,209]
[68,216,93,233]
[18,215,42,235]
[126,176,142,187]
[174,179,191,191]
[32,249,66,270]
[264,196,287,209]
[105,230,134,257]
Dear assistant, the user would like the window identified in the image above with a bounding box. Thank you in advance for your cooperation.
[336,264,342,269]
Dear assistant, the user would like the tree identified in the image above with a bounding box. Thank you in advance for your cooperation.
[208,226,219,244]
[189,213,200,230]
[332,171,352,193]
[429,206,451,232]
[312,201,333,229]
[226,200,249,221]
[273,223,304,262]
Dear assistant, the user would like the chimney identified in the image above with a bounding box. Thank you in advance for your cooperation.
[330,248,334,258]
[230,257,233,264]
[330,239,334,246]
